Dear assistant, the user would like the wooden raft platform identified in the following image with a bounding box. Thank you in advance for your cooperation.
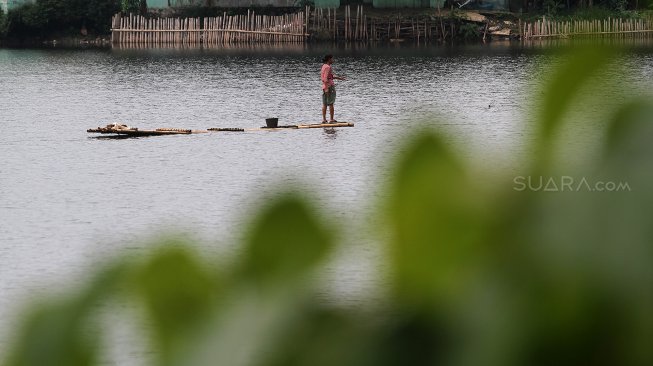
[87,124,208,136]
[88,122,354,137]
[208,122,354,132]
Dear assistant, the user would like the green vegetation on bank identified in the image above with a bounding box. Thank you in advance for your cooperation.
[0,8,8,40]
[524,3,648,19]
[3,46,653,366]
[2,0,120,41]
[121,0,147,15]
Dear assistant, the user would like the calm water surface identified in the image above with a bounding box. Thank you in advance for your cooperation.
[1,41,653,363]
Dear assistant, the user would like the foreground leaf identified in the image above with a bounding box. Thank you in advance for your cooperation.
[386,132,489,309]
[130,245,216,361]
[239,193,332,287]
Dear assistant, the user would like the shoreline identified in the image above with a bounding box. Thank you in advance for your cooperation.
[3,8,652,48]
[0,9,530,47]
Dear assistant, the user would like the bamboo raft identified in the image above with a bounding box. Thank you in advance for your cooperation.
[87,123,206,136]
[88,122,354,137]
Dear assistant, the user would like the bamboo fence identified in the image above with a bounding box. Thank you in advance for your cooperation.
[310,5,439,42]
[110,9,653,46]
[111,5,453,46]
[111,9,309,45]
[522,17,653,40]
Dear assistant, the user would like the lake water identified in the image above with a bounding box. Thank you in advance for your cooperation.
[1,40,653,363]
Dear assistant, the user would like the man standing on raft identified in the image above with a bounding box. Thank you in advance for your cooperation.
[321,54,346,123]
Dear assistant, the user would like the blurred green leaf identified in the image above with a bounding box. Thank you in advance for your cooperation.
[260,304,373,366]
[521,287,627,366]
[239,193,332,286]
[386,132,489,309]
[605,100,653,165]
[369,312,454,366]
[503,99,653,366]
[4,300,98,366]
[176,195,334,366]
[130,245,217,360]
[3,265,126,366]
[181,286,309,366]
[595,100,653,365]
[535,46,617,170]
[595,100,653,262]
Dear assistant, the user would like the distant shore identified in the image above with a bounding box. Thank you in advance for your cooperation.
[2,6,652,48]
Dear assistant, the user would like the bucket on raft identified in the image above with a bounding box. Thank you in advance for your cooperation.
[265,118,279,128]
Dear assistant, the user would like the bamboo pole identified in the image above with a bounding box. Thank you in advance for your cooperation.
[346,5,350,41]
[111,14,117,44]
[333,8,337,40]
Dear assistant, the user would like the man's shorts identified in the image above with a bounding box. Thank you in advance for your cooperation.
[322,86,336,106]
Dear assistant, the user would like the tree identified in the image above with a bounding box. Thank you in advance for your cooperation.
[0,8,7,40]
[3,0,120,38]
[121,0,148,15]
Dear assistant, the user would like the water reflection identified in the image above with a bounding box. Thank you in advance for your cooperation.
[112,42,310,53]
[89,135,139,140]
[523,36,653,50]
[109,39,538,58]
[323,127,338,139]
